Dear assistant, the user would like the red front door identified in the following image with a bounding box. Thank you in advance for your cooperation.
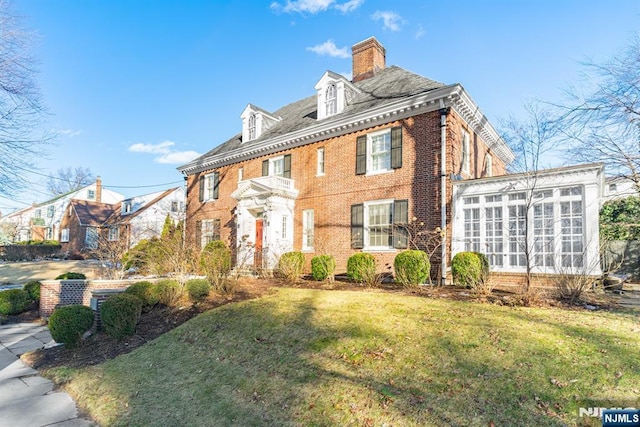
[254,219,263,268]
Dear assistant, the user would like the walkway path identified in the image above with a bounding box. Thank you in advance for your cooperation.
[0,322,94,427]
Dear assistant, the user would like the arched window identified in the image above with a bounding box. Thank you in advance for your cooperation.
[325,84,337,116]
[248,114,256,140]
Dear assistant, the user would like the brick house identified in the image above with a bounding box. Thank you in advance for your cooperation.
[178,37,515,280]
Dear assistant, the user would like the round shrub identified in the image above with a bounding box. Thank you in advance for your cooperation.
[48,305,94,348]
[151,279,181,306]
[276,251,305,283]
[451,252,486,288]
[394,250,430,287]
[347,253,377,285]
[124,281,159,309]
[311,255,336,281]
[186,279,210,303]
[24,280,41,302]
[0,289,31,315]
[55,272,86,280]
[100,293,143,340]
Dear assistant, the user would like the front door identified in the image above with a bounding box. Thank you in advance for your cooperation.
[254,219,263,268]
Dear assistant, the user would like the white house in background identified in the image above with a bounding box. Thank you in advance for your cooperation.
[603,176,638,201]
[0,177,124,243]
[110,187,185,248]
[451,163,604,276]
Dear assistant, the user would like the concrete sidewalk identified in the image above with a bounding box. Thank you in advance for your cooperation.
[0,322,95,427]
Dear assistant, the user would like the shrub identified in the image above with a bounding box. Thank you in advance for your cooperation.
[276,251,305,283]
[24,280,42,302]
[186,279,210,303]
[55,272,86,280]
[347,253,378,286]
[394,250,430,287]
[451,252,489,288]
[311,255,336,282]
[0,289,31,315]
[124,281,159,309]
[100,293,143,340]
[48,305,94,348]
[199,240,232,291]
[151,279,181,306]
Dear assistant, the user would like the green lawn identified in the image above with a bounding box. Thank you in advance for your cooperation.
[48,288,639,426]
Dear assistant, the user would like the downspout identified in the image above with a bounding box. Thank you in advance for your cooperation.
[439,103,450,286]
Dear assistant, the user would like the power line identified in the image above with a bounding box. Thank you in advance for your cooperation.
[104,180,183,189]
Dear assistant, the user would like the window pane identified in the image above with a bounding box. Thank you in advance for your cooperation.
[369,132,391,172]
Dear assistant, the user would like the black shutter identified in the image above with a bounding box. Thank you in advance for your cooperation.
[393,199,409,249]
[198,176,204,202]
[355,135,367,175]
[391,127,403,169]
[262,159,269,176]
[195,220,202,248]
[283,154,291,178]
[351,204,364,249]
[213,172,220,200]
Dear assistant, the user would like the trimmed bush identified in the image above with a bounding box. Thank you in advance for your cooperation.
[199,240,232,291]
[151,279,181,306]
[311,255,336,281]
[394,250,430,287]
[186,279,210,303]
[451,252,487,288]
[0,289,31,315]
[347,253,377,286]
[100,293,143,340]
[48,305,94,348]
[276,251,305,283]
[24,280,42,302]
[55,272,86,280]
[124,281,159,309]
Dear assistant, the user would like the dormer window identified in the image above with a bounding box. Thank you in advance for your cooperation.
[326,84,337,116]
[248,114,256,140]
[241,104,281,143]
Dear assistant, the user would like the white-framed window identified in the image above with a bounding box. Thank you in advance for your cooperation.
[108,227,119,241]
[45,227,54,240]
[369,129,391,174]
[248,113,256,141]
[325,84,337,117]
[85,227,98,249]
[463,206,481,252]
[200,172,219,202]
[88,189,95,200]
[122,201,132,214]
[365,200,393,249]
[485,206,503,267]
[60,228,69,243]
[302,209,314,251]
[609,183,617,192]
[317,148,325,176]
[560,187,584,268]
[485,153,493,177]
[34,209,42,218]
[461,129,470,175]
[508,204,527,267]
[270,156,285,177]
[533,202,554,267]
[200,219,220,248]
[47,205,55,218]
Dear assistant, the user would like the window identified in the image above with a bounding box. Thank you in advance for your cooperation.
[248,114,256,141]
[609,183,617,192]
[508,204,527,267]
[533,203,554,267]
[485,207,503,266]
[461,129,470,175]
[351,199,408,250]
[199,172,220,202]
[122,201,132,214]
[561,200,584,267]
[485,153,493,177]
[47,205,54,218]
[108,227,120,241]
[262,154,291,178]
[85,227,98,249]
[464,208,480,252]
[325,84,337,116]
[281,216,288,239]
[317,148,325,176]
[60,228,69,243]
[199,219,221,248]
[302,209,314,251]
[34,209,42,218]
[355,127,402,175]
[88,190,95,200]
[45,227,54,240]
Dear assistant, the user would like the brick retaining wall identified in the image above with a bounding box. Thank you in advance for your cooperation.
[39,279,138,317]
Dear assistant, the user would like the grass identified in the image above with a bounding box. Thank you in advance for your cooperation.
[47,288,639,426]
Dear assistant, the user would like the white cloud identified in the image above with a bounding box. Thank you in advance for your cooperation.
[415,24,426,39]
[129,140,200,164]
[335,0,364,13]
[306,40,349,58]
[55,128,82,137]
[371,10,404,32]
[271,0,334,14]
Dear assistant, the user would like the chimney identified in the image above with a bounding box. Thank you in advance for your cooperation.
[352,37,386,83]
[96,176,102,202]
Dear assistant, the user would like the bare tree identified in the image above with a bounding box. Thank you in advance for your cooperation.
[47,167,95,196]
[559,35,640,190]
[0,0,50,197]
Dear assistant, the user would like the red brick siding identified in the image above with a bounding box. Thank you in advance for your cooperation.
[40,279,136,317]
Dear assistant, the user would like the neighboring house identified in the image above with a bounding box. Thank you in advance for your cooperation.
[0,177,124,243]
[59,187,185,254]
[603,176,638,201]
[178,37,515,279]
[451,163,604,283]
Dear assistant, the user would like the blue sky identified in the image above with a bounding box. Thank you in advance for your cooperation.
[1,0,638,213]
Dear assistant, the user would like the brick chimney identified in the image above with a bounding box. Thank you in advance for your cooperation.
[352,37,386,83]
[96,176,102,202]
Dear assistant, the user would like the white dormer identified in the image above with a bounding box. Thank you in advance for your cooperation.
[314,71,360,120]
[241,104,281,143]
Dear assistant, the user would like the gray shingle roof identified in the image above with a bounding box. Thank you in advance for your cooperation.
[189,66,445,166]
